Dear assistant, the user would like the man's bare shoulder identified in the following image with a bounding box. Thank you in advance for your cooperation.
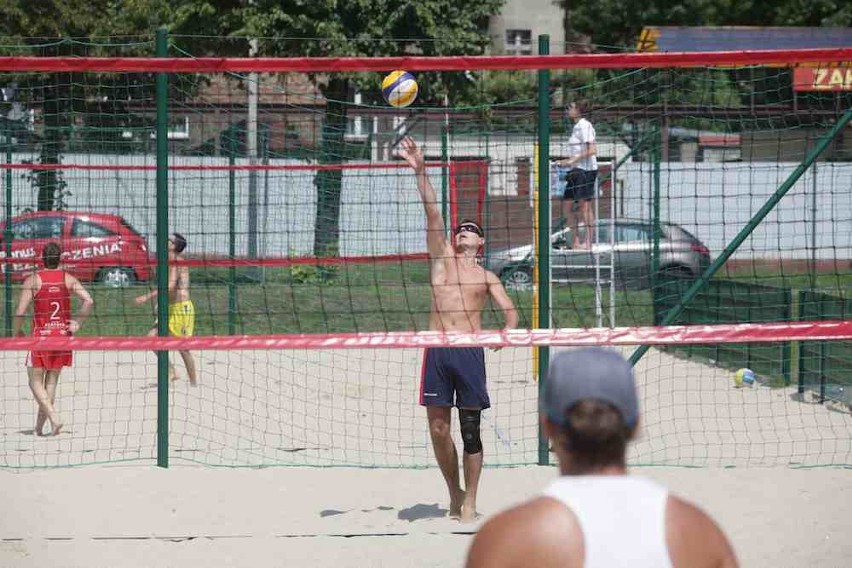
[64,272,82,287]
[430,240,454,261]
[666,495,739,568]
[483,268,501,283]
[22,273,40,290]
[466,497,581,568]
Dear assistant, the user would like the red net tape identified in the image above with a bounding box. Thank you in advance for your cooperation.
[0,48,849,73]
[2,321,851,351]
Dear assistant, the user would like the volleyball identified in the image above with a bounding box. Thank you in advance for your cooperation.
[734,368,755,388]
[381,71,418,108]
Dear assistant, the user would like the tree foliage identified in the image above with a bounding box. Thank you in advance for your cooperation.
[0,1,245,210]
[241,0,504,256]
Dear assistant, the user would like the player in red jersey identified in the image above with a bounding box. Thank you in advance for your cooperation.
[13,242,93,436]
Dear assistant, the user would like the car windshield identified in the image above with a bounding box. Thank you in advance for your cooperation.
[665,224,700,243]
[120,218,144,238]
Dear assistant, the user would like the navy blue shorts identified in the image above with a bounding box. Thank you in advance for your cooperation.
[419,347,490,409]
[563,169,598,201]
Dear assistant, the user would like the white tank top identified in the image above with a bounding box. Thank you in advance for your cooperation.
[542,475,673,568]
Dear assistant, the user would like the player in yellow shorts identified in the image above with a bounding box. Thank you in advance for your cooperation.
[135,233,198,385]
[168,300,195,338]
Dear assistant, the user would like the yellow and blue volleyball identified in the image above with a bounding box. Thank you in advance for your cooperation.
[734,368,755,388]
[381,70,418,108]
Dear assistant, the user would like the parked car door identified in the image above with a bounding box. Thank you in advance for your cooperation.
[556,223,614,284]
[65,217,120,281]
[614,222,651,287]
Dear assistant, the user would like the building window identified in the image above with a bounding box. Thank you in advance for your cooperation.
[122,116,190,140]
[505,29,532,55]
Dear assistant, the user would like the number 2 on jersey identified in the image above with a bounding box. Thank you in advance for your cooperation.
[50,301,61,320]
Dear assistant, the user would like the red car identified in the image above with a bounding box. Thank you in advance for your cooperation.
[0,211,152,286]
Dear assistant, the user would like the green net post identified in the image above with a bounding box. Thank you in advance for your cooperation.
[797,289,806,395]
[781,288,793,386]
[441,125,449,234]
[810,161,818,292]
[630,107,852,367]
[228,136,237,335]
[3,123,12,337]
[155,27,170,469]
[536,33,551,467]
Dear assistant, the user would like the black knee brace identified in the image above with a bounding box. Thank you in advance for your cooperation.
[459,409,482,454]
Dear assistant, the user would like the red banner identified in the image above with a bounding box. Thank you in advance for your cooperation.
[793,67,852,91]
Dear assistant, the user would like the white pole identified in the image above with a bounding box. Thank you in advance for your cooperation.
[247,35,259,263]
[609,159,617,327]
[593,169,602,328]
[353,91,363,138]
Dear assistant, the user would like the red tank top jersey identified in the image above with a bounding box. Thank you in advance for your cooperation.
[32,269,71,337]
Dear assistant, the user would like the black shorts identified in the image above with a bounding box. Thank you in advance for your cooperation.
[419,347,490,409]
[562,169,598,201]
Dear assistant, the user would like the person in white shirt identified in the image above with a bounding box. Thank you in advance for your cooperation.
[466,348,738,568]
[558,100,598,249]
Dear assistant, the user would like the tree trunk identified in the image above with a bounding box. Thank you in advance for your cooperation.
[36,80,64,211]
[312,78,348,259]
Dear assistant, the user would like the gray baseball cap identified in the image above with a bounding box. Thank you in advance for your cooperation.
[544,347,639,429]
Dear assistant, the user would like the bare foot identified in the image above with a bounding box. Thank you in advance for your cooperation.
[449,489,465,519]
[169,368,179,382]
[35,415,46,437]
[460,501,478,523]
[49,418,64,436]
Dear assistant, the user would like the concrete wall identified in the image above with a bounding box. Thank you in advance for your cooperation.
[489,0,565,54]
[616,162,852,260]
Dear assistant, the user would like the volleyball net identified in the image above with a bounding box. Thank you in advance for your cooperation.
[0,37,850,468]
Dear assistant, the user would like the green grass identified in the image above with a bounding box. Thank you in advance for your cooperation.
[724,268,852,294]
[1,262,847,338]
[0,261,655,336]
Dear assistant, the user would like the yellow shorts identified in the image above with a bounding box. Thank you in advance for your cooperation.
[168,300,195,338]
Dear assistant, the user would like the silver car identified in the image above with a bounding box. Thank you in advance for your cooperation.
[483,218,712,290]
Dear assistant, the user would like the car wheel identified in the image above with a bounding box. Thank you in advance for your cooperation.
[502,266,533,290]
[98,267,137,288]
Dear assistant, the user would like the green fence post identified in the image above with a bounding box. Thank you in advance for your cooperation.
[260,124,270,284]
[536,34,551,466]
[3,123,12,337]
[629,108,852,367]
[650,125,661,292]
[228,136,237,335]
[155,27,170,469]
[781,288,792,386]
[797,290,805,394]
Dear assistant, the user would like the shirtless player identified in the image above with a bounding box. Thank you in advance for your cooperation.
[399,136,518,522]
[135,232,197,385]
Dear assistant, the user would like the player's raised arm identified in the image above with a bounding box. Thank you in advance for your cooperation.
[487,271,519,330]
[398,136,449,260]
